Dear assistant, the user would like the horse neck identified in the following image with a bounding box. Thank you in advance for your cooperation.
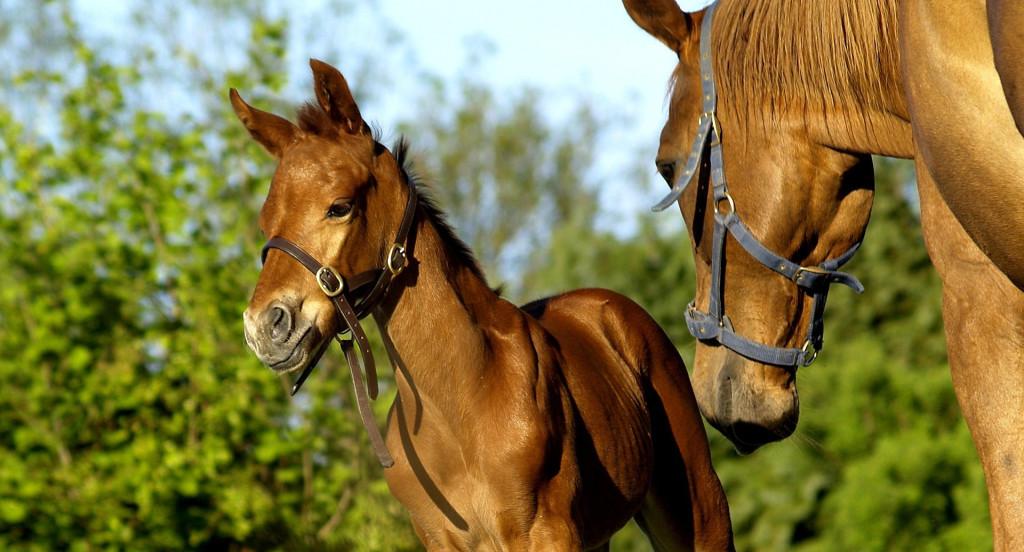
[374,214,499,408]
[715,0,915,158]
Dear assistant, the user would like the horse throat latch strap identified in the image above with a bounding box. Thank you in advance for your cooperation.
[653,2,865,367]
[258,174,418,468]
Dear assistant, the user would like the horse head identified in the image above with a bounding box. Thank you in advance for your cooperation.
[625,0,886,453]
[234,60,413,378]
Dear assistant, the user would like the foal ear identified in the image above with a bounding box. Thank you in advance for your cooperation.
[309,58,368,135]
[229,88,302,159]
[622,0,699,54]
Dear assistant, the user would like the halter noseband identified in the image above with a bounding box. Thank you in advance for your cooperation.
[259,164,418,468]
[654,2,864,367]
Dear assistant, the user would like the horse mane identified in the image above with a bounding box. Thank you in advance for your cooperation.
[391,137,489,286]
[708,0,903,128]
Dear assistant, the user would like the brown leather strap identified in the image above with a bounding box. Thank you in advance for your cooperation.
[340,339,393,467]
[263,238,388,463]
[261,237,378,398]
[256,157,418,468]
[329,292,377,399]
[350,182,418,317]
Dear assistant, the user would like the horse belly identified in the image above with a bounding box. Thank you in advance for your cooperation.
[555,325,655,544]
[572,374,654,546]
[531,289,675,545]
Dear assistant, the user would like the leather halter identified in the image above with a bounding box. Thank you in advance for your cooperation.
[653,2,864,367]
[259,162,418,468]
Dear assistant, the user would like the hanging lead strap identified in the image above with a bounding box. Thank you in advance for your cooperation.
[341,338,394,468]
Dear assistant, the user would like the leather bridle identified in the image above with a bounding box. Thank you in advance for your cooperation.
[259,160,418,468]
[654,1,864,367]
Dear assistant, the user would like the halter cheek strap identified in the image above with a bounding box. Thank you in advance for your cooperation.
[258,171,418,468]
[654,1,864,367]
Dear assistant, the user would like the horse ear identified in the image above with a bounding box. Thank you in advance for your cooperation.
[622,0,699,54]
[309,58,368,135]
[229,88,301,159]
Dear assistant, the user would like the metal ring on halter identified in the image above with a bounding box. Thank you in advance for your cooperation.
[315,266,344,297]
[714,192,736,215]
[387,244,407,276]
[801,339,819,365]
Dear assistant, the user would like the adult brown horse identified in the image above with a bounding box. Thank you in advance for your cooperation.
[232,59,733,551]
[623,0,1024,548]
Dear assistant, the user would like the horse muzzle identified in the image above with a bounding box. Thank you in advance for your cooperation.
[692,346,800,454]
[243,299,327,374]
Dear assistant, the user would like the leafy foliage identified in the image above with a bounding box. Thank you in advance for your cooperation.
[398,70,603,294]
[1,1,417,550]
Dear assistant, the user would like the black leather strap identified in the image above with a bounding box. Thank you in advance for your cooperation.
[341,338,393,467]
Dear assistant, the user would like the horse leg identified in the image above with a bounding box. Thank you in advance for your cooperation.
[635,343,734,552]
[916,157,1024,552]
[988,0,1024,136]
[900,0,1024,288]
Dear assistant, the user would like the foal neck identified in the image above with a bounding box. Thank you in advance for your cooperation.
[373,212,503,402]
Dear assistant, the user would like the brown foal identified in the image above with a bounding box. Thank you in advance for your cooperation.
[234,59,733,551]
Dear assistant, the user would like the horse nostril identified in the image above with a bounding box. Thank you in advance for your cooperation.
[266,303,293,343]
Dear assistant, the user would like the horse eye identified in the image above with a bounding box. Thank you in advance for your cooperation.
[657,162,675,185]
[326,201,353,219]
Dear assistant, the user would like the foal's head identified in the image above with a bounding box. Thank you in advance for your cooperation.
[234,60,411,374]
[625,0,877,452]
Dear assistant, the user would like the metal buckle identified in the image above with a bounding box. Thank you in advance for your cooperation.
[793,265,830,285]
[800,339,819,366]
[387,244,407,276]
[315,266,344,297]
[701,111,722,147]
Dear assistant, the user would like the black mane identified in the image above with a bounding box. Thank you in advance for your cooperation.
[391,137,489,287]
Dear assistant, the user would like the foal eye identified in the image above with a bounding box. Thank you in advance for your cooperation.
[657,162,676,185]
[326,201,353,219]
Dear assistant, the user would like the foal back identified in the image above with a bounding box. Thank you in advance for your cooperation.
[524,288,734,551]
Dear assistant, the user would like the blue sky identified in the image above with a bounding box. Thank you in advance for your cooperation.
[373,0,712,223]
[71,0,712,226]
[70,0,711,138]
[377,0,711,152]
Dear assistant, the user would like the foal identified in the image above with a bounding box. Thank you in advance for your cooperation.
[235,59,733,552]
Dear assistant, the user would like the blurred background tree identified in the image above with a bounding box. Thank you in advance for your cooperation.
[0,0,988,550]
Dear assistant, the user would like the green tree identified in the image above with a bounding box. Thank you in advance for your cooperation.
[397,69,603,295]
[0,1,420,549]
